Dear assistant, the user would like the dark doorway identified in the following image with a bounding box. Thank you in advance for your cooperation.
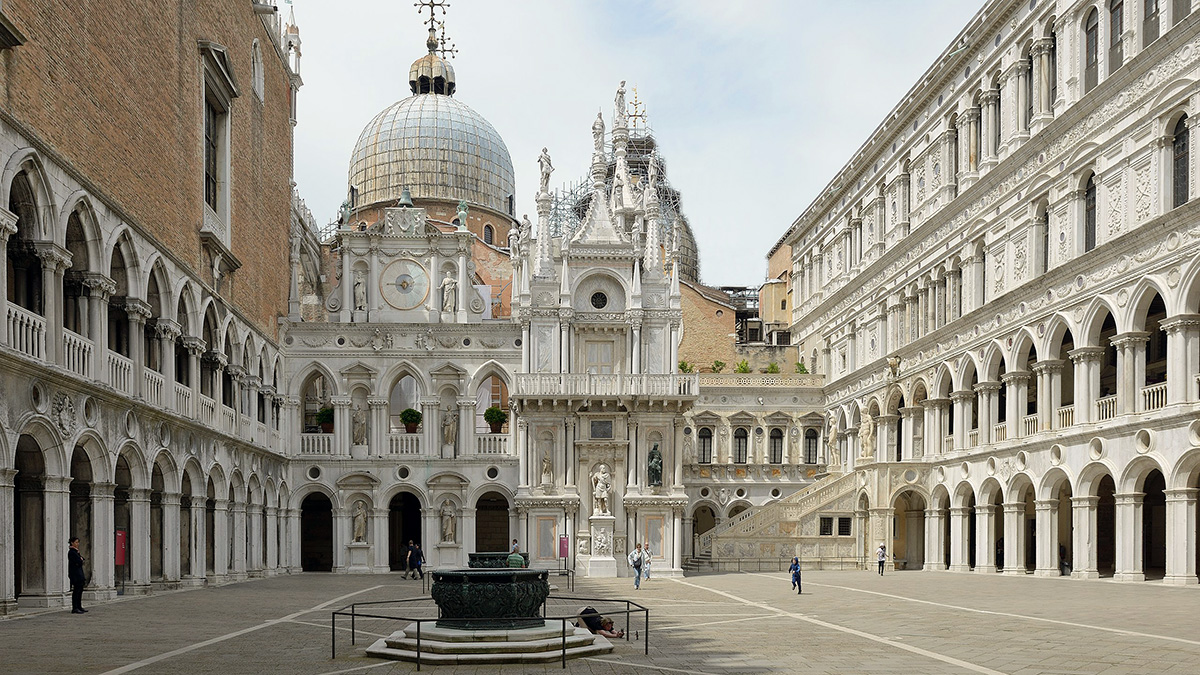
[475,492,510,552]
[1143,469,1166,577]
[300,493,333,572]
[388,492,421,571]
[14,435,46,598]
[1097,475,1116,575]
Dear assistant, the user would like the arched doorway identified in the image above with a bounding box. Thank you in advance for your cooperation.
[692,505,716,538]
[893,491,926,570]
[475,492,510,552]
[150,464,165,582]
[388,492,422,571]
[14,435,46,601]
[68,446,94,585]
[1142,469,1166,579]
[300,493,333,572]
[179,474,193,580]
[114,455,133,590]
[1096,474,1116,576]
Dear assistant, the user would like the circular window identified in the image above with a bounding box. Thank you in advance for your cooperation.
[487,466,499,480]
[770,488,781,498]
[735,488,746,498]
[397,466,410,480]
[83,397,98,427]
[336,337,346,346]
[462,337,471,346]
[700,487,710,497]
[715,310,723,317]
[514,338,522,347]
[683,427,692,436]
[306,466,321,480]
[590,292,608,309]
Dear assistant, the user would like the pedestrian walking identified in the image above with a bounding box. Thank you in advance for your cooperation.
[627,542,645,590]
[68,537,87,614]
[413,544,425,579]
[876,544,887,576]
[789,556,802,594]
[405,540,418,579]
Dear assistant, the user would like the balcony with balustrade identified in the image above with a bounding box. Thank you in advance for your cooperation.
[514,373,699,399]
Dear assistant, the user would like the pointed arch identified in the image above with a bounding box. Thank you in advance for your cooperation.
[1126,278,1170,331]
[1079,297,1119,346]
[2,148,56,241]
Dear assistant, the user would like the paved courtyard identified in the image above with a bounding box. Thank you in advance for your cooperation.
[3,569,1200,674]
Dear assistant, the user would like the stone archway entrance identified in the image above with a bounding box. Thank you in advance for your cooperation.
[893,491,926,570]
[475,492,509,552]
[388,492,422,571]
[300,493,333,572]
[14,435,47,601]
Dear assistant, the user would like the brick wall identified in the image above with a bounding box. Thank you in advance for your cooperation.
[0,0,293,336]
[679,282,736,372]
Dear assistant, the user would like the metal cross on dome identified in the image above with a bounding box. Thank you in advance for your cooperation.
[415,0,457,59]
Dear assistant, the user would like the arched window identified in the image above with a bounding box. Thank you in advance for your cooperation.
[1174,115,1190,208]
[769,429,783,464]
[1084,9,1099,93]
[1109,1,1124,72]
[483,224,494,245]
[1144,0,1160,46]
[1024,48,1034,130]
[733,428,748,464]
[251,41,265,100]
[804,429,818,464]
[698,428,713,464]
[474,374,509,432]
[1040,209,1050,274]
[1084,174,1097,252]
[1049,31,1059,103]
[389,374,419,431]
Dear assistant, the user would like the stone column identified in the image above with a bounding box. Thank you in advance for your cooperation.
[973,382,999,445]
[948,506,971,571]
[0,469,15,613]
[904,509,924,569]
[1033,38,1053,125]
[0,210,16,346]
[974,504,997,573]
[420,397,439,458]
[963,106,981,176]
[1113,492,1145,581]
[1112,332,1150,414]
[35,244,70,365]
[516,419,529,490]
[1164,488,1198,585]
[161,492,181,582]
[127,488,151,593]
[1162,316,1200,404]
[1014,59,1029,142]
[981,89,999,168]
[898,406,921,461]
[368,397,388,456]
[155,320,181,410]
[289,508,303,573]
[126,299,151,398]
[1071,495,1100,579]
[1002,371,1029,438]
[924,508,947,570]
[265,506,278,574]
[183,337,206,416]
[331,396,352,457]
[1033,499,1060,577]
[83,274,114,380]
[247,503,263,576]
[188,500,205,581]
[941,126,958,202]
[211,498,229,582]
[457,397,474,458]
[876,414,897,462]
[89,482,117,598]
[1002,502,1026,575]
[950,391,973,452]
[1068,348,1101,423]
[43,476,71,605]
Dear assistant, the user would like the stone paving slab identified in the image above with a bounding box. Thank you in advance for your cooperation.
[3,570,1200,674]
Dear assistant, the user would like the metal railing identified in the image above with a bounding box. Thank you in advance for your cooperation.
[330,594,648,669]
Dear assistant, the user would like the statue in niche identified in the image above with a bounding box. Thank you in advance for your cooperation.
[440,500,456,543]
[860,411,876,459]
[591,463,612,515]
[441,407,458,448]
[439,272,457,313]
[538,147,553,193]
[541,453,553,486]
[592,112,605,154]
[351,403,367,445]
[353,272,367,311]
[352,500,367,543]
[647,443,663,486]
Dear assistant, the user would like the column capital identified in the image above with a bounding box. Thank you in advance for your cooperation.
[33,241,72,271]
[1031,359,1066,373]
[1113,492,1145,505]
[950,390,974,403]
[1066,347,1104,363]
[182,336,207,355]
[1165,488,1199,501]
[1070,495,1099,507]
[91,482,117,499]
[81,272,117,299]
[1111,331,1151,348]
[127,488,151,502]
[124,297,153,321]
[1033,499,1059,509]
[154,318,182,341]
[973,381,1002,394]
[1000,370,1030,384]
[1161,314,1200,332]
[0,206,17,239]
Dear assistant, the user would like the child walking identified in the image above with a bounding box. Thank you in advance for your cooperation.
[789,556,802,594]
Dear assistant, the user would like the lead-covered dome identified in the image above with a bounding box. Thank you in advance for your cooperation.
[348,35,514,216]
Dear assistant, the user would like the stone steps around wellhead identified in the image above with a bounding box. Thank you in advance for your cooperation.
[365,622,614,664]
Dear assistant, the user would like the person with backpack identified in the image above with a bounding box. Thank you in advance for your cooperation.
[627,542,645,589]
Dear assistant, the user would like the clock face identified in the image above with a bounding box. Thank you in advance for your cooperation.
[379,259,430,310]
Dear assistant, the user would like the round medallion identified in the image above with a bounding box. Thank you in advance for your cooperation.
[590,291,608,309]
[379,259,430,310]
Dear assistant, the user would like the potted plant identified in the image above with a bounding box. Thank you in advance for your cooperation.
[399,408,422,434]
[484,406,508,434]
[766,362,781,374]
[316,407,334,434]
[712,360,726,374]
[734,360,752,373]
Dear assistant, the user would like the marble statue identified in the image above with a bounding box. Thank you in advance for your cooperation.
[440,500,456,543]
[541,453,553,485]
[827,413,840,463]
[441,407,458,448]
[520,214,532,242]
[351,403,367,445]
[353,272,366,311]
[591,463,612,515]
[352,500,367,543]
[860,410,876,459]
[439,272,457,313]
[508,224,521,259]
[592,111,605,154]
[538,147,553,193]
[614,80,626,118]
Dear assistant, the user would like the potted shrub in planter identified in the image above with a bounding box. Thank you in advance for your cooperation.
[399,408,422,434]
[484,406,508,434]
[316,407,334,434]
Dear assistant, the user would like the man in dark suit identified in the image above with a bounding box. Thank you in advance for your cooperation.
[68,537,87,614]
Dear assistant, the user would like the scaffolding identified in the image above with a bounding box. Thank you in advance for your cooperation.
[547,120,701,283]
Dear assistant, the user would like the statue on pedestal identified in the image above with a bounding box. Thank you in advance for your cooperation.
[351,404,367,446]
[441,407,458,449]
[538,147,553,194]
[440,272,457,313]
[353,272,367,311]
[860,411,876,459]
[541,453,553,485]
[352,500,367,543]
[440,500,456,543]
[591,463,612,515]
[592,112,605,154]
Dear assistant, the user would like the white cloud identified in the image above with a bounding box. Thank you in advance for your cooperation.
[291,0,979,286]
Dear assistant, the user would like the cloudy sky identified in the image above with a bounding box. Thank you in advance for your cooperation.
[291,0,979,287]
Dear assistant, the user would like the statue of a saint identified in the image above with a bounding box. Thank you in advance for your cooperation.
[860,411,876,459]
[827,413,840,463]
[520,214,532,242]
[352,500,367,543]
[508,224,521,259]
[614,80,626,118]
[592,111,605,154]
[353,272,366,311]
[456,200,469,229]
[591,463,612,515]
[439,272,457,313]
[541,453,553,485]
[352,403,367,445]
[440,500,456,543]
[441,407,458,448]
[537,147,553,193]
[648,155,659,191]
